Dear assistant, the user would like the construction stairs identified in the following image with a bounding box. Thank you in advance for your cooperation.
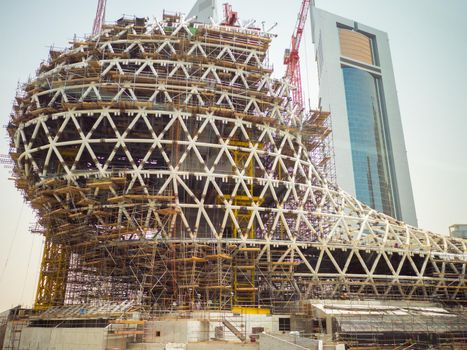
[222,317,246,342]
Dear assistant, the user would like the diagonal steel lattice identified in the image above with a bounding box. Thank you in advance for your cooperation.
[7,14,466,311]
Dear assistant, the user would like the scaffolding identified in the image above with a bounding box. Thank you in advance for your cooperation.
[34,232,71,310]
[6,11,466,318]
[303,299,467,349]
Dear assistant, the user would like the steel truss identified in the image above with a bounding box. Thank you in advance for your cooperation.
[7,14,465,311]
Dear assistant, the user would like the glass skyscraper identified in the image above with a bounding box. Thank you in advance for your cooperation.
[343,67,395,216]
[310,6,417,225]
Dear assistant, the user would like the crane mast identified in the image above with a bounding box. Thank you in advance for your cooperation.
[284,0,312,109]
[93,0,107,35]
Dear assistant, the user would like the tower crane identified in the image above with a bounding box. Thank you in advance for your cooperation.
[93,0,107,35]
[284,0,313,109]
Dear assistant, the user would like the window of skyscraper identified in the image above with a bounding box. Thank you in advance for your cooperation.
[342,67,396,217]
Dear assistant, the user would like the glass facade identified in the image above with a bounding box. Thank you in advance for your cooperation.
[449,225,467,239]
[342,67,395,216]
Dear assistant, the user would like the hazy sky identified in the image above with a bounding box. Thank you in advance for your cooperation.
[0,0,465,311]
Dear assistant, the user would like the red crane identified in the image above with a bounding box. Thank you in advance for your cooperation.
[284,0,312,109]
[222,3,238,26]
[92,0,107,35]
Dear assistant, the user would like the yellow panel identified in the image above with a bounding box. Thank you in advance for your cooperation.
[339,28,373,65]
[232,306,271,315]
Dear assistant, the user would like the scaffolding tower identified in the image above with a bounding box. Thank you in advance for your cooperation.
[6,12,465,315]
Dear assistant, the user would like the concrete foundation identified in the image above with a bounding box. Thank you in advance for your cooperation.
[259,333,321,350]
[4,302,461,350]
[144,319,209,343]
[2,314,286,350]
[10,327,107,350]
[188,343,259,350]
[127,342,258,350]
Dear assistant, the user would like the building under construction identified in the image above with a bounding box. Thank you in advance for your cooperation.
[2,0,466,349]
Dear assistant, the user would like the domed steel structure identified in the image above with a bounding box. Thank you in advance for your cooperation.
[8,12,466,312]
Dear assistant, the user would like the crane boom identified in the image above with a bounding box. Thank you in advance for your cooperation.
[284,0,312,108]
[92,0,107,35]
